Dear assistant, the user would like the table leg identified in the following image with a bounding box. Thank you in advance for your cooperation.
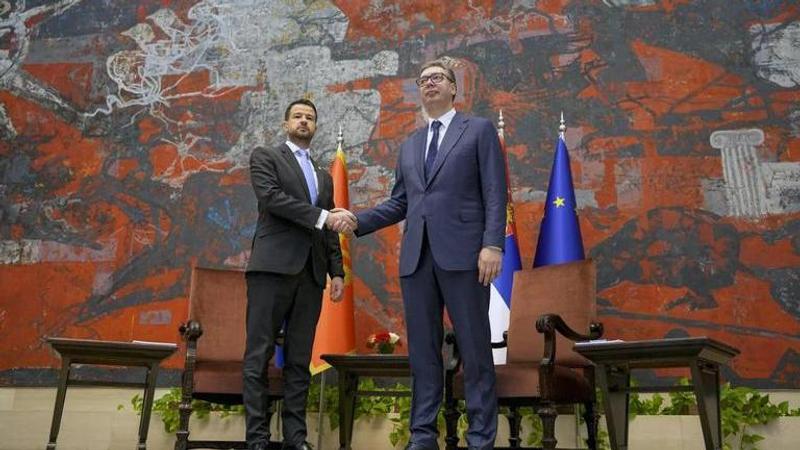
[137,363,160,450]
[597,364,630,450]
[47,358,71,450]
[337,371,359,450]
[691,361,722,450]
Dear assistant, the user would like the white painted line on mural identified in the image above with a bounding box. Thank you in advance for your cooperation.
[0,239,117,265]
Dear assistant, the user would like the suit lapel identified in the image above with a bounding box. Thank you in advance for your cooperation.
[280,144,312,202]
[426,112,468,187]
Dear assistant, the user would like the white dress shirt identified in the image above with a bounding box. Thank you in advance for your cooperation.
[424,108,457,159]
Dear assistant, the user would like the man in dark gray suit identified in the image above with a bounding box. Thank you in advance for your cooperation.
[349,61,507,450]
[244,99,355,450]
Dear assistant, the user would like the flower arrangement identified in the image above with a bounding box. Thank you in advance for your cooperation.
[366,331,402,354]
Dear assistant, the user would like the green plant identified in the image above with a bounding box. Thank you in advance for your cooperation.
[611,377,800,450]
[628,378,666,418]
[516,405,612,449]
[569,403,612,450]
[660,377,694,415]
[305,375,341,429]
[718,382,799,450]
[519,407,543,447]
[127,376,420,445]
[129,375,799,450]
[388,393,411,446]
[593,429,611,450]
[515,376,800,450]
[354,378,400,420]
[124,387,244,433]
[125,375,336,433]
[372,380,469,447]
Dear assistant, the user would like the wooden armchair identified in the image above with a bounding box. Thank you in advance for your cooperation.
[444,259,603,450]
[175,267,283,450]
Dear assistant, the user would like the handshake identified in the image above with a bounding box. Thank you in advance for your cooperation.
[325,208,357,235]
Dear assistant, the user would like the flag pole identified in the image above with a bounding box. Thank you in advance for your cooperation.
[497,110,513,205]
[317,370,326,449]
[498,109,505,139]
[316,124,345,450]
[558,111,580,446]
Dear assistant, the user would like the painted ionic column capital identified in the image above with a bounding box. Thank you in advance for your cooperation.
[709,129,764,149]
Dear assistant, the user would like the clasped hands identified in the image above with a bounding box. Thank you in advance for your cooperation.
[325,208,357,235]
[325,209,502,286]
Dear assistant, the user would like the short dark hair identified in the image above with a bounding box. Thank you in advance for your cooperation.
[419,60,456,101]
[284,99,317,121]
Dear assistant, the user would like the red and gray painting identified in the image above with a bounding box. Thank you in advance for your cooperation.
[0,0,798,388]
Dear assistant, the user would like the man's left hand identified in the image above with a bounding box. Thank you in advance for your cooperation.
[478,247,503,286]
[330,276,345,301]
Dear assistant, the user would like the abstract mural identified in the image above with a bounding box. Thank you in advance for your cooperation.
[1,0,798,388]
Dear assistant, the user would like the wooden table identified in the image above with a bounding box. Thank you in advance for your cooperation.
[45,337,177,450]
[574,337,739,450]
[320,354,411,450]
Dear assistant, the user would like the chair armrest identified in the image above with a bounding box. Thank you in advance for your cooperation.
[177,320,203,375]
[535,314,603,341]
[490,331,508,349]
[177,320,203,409]
[444,331,461,372]
[444,332,461,410]
[535,314,604,366]
[179,320,203,342]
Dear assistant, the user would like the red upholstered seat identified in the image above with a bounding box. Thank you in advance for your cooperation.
[444,259,603,450]
[453,362,593,403]
[175,267,283,449]
[193,361,283,402]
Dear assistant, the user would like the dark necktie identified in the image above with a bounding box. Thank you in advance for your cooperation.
[424,120,442,181]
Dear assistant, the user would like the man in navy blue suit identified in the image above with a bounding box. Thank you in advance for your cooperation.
[345,60,507,450]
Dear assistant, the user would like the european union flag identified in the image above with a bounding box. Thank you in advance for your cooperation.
[274,322,285,368]
[533,136,585,267]
[274,344,284,369]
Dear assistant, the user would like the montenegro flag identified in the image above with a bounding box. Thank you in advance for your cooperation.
[310,135,357,374]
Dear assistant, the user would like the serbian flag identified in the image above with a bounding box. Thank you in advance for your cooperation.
[533,136,585,267]
[488,120,523,364]
[310,134,357,374]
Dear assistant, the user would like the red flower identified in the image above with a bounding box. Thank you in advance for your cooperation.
[366,331,402,353]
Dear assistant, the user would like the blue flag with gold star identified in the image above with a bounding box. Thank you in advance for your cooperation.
[533,136,585,267]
